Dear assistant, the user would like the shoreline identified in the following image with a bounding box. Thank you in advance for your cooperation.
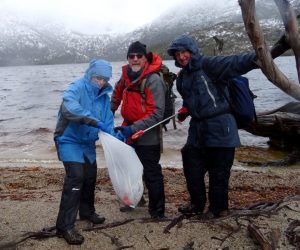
[0,144,297,168]
[1,160,299,249]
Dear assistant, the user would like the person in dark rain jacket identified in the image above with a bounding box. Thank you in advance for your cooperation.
[54,59,117,245]
[167,35,257,218]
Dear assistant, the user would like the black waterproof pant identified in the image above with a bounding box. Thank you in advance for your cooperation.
[56,156,97,231]
[134,145,165,217]
[181,145,235,216]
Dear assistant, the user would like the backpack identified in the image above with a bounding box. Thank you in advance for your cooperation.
[222,76,257,129]
[139,64,177,128]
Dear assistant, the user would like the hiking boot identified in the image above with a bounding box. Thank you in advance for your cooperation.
[151,214,167,220]
[198,210,230,220]
[198,211,216,220]
[56,228,84,245]
[178,203,202,215]
[80,213,105,224]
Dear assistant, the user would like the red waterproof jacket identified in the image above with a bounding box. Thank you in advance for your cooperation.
[111,53,166,145]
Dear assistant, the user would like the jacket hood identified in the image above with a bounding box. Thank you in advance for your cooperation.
[167,35,200,57]
[122,52,162,87]
[84,59,112,80]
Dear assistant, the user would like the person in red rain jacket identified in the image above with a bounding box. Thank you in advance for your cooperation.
[111,41,167,219]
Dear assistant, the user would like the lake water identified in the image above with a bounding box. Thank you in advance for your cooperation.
[0,57,296,167]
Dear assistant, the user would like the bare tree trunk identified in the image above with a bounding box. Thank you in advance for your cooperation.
[274,0,300,83]
[238,0,300,101]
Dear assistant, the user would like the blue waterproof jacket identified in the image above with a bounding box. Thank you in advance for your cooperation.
[54,61,114,163]
[168,35,257,148]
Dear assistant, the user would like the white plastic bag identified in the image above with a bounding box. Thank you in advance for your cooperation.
[100,132,143,207]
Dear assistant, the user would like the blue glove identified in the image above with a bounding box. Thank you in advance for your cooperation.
[97,122,109,133]
[114,130,125,142]
[114,126,133,139]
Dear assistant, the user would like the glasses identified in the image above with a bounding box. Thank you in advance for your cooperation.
[128,54,144,59]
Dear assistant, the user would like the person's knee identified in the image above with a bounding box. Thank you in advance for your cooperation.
[65,166,84,186]
[144,169,164,184]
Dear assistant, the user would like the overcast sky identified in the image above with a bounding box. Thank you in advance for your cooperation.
[1,0,189,34]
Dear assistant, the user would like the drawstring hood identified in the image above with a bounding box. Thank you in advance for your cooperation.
[167,35,203,69]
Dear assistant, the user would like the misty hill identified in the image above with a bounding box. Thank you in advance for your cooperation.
[0,0,299,66]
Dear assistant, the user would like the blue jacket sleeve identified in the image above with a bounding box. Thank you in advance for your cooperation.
[202,51,258,80]
[61,83,99,127]
[101,105,115,134]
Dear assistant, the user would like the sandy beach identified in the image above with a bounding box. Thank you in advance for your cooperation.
[0,146,300,250]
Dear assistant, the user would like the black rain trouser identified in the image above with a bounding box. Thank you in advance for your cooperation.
[181,144,235,215]
[56,156,97,231]
[134,144,165,217]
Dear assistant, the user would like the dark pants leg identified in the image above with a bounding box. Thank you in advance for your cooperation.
[206,147,235,215]
[181,144,207,212]
[135,145,165,217]
[56,162,84,231]
[79,157,97,218]
[56,157,97,231]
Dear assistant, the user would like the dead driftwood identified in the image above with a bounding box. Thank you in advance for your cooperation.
[83,218,134,232]
[236,0,300,154]
[245,101,300,158]
[0,226,57,249]
[248,223,274,250]
[0,219,134,249]
[1,197,298,249]
[239,0,300,100]
[163,196,300,248]
[210,1,300,153]
[285,220,300,248]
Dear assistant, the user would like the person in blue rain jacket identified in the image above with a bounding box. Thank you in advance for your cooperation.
[167,35,258,219]
[54,59,115,245]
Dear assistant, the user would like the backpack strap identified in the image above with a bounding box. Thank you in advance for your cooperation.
[139,78,147,99]
[139,72,163,99]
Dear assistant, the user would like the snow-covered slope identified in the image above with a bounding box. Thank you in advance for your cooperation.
[0,0,299,66]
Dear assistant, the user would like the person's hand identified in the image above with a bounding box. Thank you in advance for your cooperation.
[97,122,109,133]
[114,126,133,139]
[114,131,125,142]
[177,107,189,122]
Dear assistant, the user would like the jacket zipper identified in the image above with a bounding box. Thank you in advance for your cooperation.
[201,75,217,108]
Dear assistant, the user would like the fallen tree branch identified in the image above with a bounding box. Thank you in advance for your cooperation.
[116,246,135,250]
[285,220,300,248]
[248,223,273,250]
[188,195,300,223]
[139,217,172,223]
[274,0,300,83]
[270,228,281,249]
[99,231,134,250]
[239,0,300,100]
[83,218,134,232]
[211,218,242,246]
[163,214,185,234]
[99,231,123,248]
[0,219,135,248]
[0,226,57,249]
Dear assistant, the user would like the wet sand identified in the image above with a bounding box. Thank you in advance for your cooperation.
[0,146,299,249]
